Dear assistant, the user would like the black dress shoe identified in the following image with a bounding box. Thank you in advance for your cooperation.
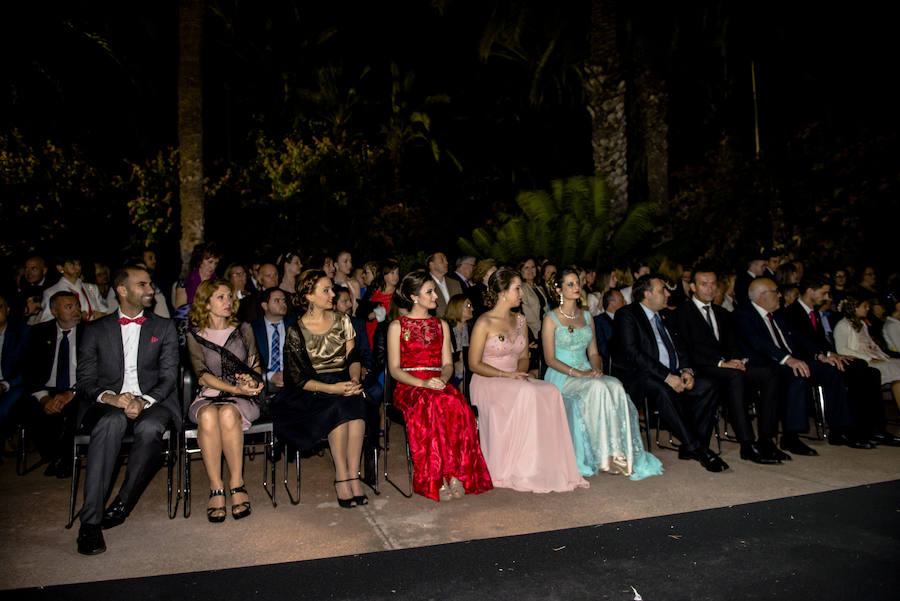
[740,442,781,465]
[77,524,106,555]
[679,447,729,472]
[780,436,819,456]
[759,440,791,461]
[870,432,900,447]
[828,432,875,449]
[101,497,129,530]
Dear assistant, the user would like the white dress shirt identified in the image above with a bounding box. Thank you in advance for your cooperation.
[751,302,792,362]
[98,311,156,406]
[640,303,672,370]
[432,275,451,304]
[39,278,108,322]
[34,324,78,401]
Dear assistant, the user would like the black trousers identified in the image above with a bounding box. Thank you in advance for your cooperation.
[780,361,853,434]
[643,375,719,452]
[697,364,779,442]
[79,403,170,526]
[27,390,78,462]
[841,359,886,436]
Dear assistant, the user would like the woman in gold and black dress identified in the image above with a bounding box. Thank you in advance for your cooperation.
[271,269,369,507]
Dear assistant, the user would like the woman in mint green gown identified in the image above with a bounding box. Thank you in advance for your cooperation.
[542,269,663,480]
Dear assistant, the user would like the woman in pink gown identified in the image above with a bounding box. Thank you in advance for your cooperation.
[468,268,588,493]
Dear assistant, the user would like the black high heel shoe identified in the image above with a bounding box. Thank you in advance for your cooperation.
[350,477,368,506]
[229,485,252,520]
[207,489,226,523]
[334,478,357,508]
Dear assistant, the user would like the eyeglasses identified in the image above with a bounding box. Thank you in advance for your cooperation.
[464,303,473,309]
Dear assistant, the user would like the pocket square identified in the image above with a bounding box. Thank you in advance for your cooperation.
[150,336,159,343]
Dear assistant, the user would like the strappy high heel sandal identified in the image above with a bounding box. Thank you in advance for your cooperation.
[207,489,226,523]
[334,478,357,509]
[350,477,368,506]
[449,477,465,499]
[229,485,252,520]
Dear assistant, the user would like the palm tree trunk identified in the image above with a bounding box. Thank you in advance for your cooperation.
[178,0,204,275]
[585,0,628,219]
[635,65,669,205]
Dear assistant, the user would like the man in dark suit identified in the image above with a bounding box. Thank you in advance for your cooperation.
[75,266,179,555]
[238,262,279,323]
[612,274,727,472]
[783,276,899,446]
[447,256,476,290]
[673,267,784,465]
[1,293,29,438]
[733,278,870,458]
[251,287,296,394]
[593,288,624,372]
[733,255,766,308]
[427,252,463,318]
[22,291,82,476]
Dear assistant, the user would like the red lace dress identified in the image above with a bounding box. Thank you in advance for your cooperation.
[392,315,493,501]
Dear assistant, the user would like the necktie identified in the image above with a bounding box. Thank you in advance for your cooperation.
[654,313,678,371]
[81,286,93,320]
[270,323,281,372]
[766,313,788,350]
[56,330,70,391]
[703,305,718,340]
[118,316,147,325]
[809,310,817,331]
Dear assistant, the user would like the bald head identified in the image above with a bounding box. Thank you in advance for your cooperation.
[748,277,780,312]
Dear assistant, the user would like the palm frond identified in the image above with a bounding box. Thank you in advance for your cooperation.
[516,190,556,223]
[611,202,657,258]
[457,237,480,259]
[558,214,580,265]
[471,227,495,256]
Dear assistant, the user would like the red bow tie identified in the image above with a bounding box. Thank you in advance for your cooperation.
[118,316,147,326]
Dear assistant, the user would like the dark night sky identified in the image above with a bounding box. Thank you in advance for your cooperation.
[2,1,898,266]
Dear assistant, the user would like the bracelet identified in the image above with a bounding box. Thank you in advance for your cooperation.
[568,366,574,376]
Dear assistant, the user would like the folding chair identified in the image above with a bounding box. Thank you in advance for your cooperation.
[382,367,413,497]
[65,424,177,528]
[177,364,277,518]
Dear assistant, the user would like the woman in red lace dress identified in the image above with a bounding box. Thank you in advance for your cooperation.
[387,270,493,501]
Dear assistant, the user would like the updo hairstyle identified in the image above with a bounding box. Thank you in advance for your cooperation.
[295,269,328,313]
[553,267,584,308]
[394,269,430,311]
[485,268,522,308]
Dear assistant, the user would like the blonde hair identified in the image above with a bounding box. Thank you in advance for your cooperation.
[189,279,239,329]
[444,294,470,327]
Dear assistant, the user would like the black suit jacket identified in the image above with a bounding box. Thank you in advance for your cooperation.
[1,321,29,391]
[612,303,689,398]
[673,301,742,369]
[733,303,819,367]
[23,320,83,398]
[783,301,832,354]
[76,312,180,428]
[593,312,614,370]
[733,271,756,308]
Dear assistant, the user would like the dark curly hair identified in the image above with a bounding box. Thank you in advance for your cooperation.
[486,268,522,309]
[295,269,329,314]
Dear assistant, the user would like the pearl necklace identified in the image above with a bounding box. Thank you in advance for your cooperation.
[558,307,577,333]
